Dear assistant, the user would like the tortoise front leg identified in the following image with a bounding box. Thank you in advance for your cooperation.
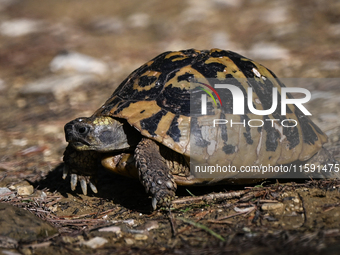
[63,144,99,195]
[134,138,177,210]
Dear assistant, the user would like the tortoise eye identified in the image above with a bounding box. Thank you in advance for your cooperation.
[77,126,88,134]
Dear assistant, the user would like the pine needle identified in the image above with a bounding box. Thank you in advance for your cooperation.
[177,217,225,242]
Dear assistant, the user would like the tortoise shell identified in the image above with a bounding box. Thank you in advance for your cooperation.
[93,48,327,169]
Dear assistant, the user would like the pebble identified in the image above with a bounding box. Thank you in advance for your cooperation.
[328,23,340,36]
[248,42,290,60]
[0,19,44,37]
[134,234,148,241]
[242,227,251,232]
[12,138,28,147]
[20,74,98,99]
[211,32,232,50]
[61,235,84,244]
[98,226,121,233]
[292,197,300,204]
[124,238,134,245]
[180,0,213,23]
[261,202,284,211]
[111,219,135,226]
[17,185,34,196]
[90,16,124,34]
[143,221,159,231]
[261,7,289,24]
[9,181,30,190]
[50,51,109,77]
[0,187,15,200]
[128,13,150,28]
[82,237,108,249]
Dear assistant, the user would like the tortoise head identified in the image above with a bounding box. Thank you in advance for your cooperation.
[64,116,138,152]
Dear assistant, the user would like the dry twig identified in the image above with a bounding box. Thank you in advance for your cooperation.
[172,190,247,205]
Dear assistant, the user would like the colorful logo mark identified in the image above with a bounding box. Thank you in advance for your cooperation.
[196,81,222,107]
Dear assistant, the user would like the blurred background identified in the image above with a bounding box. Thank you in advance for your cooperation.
[0,0,339,174]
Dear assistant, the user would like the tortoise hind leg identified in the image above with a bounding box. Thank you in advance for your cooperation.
[134,138,177,210]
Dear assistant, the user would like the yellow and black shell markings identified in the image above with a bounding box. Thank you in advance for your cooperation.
[93,48,327,168]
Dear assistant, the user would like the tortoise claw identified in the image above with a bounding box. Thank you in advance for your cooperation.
[62,165,69,180]
[89,181,98,193]
[70,173,77,191]
[80,177,87,195]
[62,164,98,194]
[152,197,158,211]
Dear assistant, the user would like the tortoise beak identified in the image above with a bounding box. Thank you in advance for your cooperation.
[64,118,91,146]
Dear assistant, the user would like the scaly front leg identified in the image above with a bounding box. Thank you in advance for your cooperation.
[63,144,99,195]
[134,138,177,210]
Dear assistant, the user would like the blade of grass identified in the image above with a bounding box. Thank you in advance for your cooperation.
[186,189,195,197]
[177,217,225,242]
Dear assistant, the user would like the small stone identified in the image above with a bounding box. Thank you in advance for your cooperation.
[134,234,148,241]
[248,42,290,60]
[180,0,213,23]
[61,235,84,244]
[9,181,30,190]
[123,219,135,226]
[82,237,108,249]
[331,135,339,143]
[50,51,109,77]
[124,238,134,245]
[20,74,98,100]
[98,226,121,233]
[211,32,232,49]
[0,187,15,200]
[17,185,34,196]
[144,221,159,231]
[261,7,289,24]
[292,198,300,204]
[12,138,28,147]
[110,219,135,226]
[261,202,284,211]
[90,17,124,34]
[242,227,251,232]
[0,19,43,37]
[128,13,150,28]
[328,23,340,36]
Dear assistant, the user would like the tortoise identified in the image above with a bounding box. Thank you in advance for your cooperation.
[63,48,338,210]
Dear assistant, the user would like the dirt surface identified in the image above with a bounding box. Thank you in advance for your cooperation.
[0,0,340,254]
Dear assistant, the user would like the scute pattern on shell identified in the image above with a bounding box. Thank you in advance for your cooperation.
[93,48,327,168]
